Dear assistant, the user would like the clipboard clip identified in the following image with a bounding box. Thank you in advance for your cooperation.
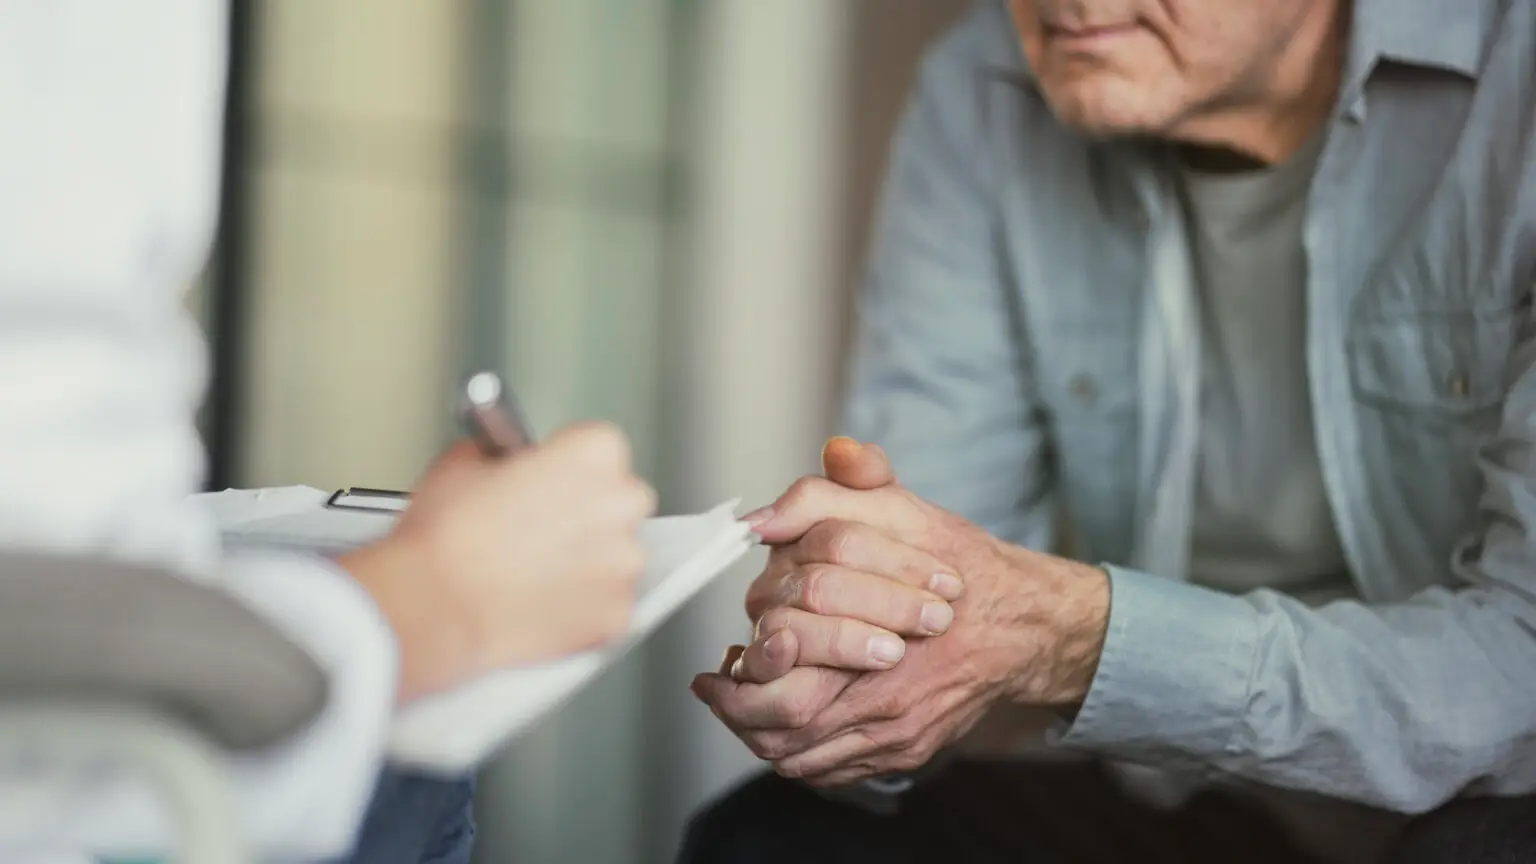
[325,487,409,514]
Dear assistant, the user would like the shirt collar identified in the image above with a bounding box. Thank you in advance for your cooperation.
[1341,0,1499,118]
[975,0,1033,88]
[1351,0,1496,80]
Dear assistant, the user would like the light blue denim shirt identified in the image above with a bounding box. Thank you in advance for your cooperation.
[844,0,1536,813]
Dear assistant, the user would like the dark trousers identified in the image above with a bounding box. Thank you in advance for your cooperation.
[327,768,478,864]
[679,760,1536,864]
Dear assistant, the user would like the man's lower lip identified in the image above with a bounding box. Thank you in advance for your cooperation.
[1048,24,1139,49]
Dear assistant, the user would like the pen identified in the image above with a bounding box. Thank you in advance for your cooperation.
[458,371,533,456]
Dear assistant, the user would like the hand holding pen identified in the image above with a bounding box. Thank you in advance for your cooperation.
[340,371,657,701]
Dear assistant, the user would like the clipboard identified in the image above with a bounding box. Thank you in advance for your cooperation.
[199,484,754,771]
[325,487,409,513]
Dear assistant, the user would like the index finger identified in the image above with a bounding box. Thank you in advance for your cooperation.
[789,521,963,601]
[746,476,924,546]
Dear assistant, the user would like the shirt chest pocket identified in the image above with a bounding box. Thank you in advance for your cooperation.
[1346,305,1523,551]
[1349,312,1517,416]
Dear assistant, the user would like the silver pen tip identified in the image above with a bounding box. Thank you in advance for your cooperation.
[465,372,502,406]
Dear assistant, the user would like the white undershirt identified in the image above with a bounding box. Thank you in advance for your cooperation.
[1180,137,1353,605]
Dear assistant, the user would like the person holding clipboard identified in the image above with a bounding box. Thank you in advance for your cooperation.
[343,372,656,708]
[0,3,655,861]
[330,373,656,864]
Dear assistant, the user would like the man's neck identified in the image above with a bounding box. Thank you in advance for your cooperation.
[1172,1,1347,166]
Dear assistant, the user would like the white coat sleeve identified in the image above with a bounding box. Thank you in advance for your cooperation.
[0,2,396,860]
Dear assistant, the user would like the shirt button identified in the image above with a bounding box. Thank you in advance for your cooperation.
[1449,372,1470,399]
[1070,374,1098,405]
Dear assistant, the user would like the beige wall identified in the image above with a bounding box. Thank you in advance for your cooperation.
[240,2,468,491]
[836,0,970,375]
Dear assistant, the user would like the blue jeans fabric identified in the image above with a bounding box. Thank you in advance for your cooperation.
[99,769,476,864]
[328,768,477,864]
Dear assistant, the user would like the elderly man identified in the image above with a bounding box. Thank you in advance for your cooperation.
[686,0,1536,861]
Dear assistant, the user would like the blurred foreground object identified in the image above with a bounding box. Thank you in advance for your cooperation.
[0,554,328,864]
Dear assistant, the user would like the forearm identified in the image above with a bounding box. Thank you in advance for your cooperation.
[981,545,1109,710]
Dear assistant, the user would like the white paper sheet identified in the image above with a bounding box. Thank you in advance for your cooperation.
[196,488,752,773]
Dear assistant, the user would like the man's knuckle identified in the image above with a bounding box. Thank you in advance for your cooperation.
[757,607,791,636]
[781,693,819,729]
[786,475,819,498]
[867,722,908,750]
[785,707,817,731]
[826,523,858,566]
[773,760,806,780]
[803,521,847,564]
[798,565,835,613]
[895,718,928,747]
[742,735,776,760]
[871,692,906,722]
[888,749,927,773]
[774,565,804,608]
[744,593,766,622]
[755,737,790,761]
[801,520,833,545]
[902,595,930,632]
[745,569,782,618]
[783,476,826,511]
[827,616,854,658]
[859,724,895,750]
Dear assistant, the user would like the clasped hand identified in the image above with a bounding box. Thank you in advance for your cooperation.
[691,438,1109,787]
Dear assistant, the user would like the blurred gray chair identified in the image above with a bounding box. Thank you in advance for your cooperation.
[0,553,330,864]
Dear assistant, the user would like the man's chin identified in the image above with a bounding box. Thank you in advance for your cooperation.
[1038,81,1176,139]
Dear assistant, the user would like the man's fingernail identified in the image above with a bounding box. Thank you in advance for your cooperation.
[742,506,774,528]
[730,658,745,680]
[920,602,954,635]
[763,631,787,662]
[867,635,906,667]
[824,435,860,454]
[689,681,704,702]
[928,572,964,600]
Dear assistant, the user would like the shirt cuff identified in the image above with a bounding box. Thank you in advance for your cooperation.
[221,552,399,861]
[1052,564,1261,770]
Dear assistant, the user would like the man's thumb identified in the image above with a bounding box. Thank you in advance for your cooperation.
[821,436,895,491]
